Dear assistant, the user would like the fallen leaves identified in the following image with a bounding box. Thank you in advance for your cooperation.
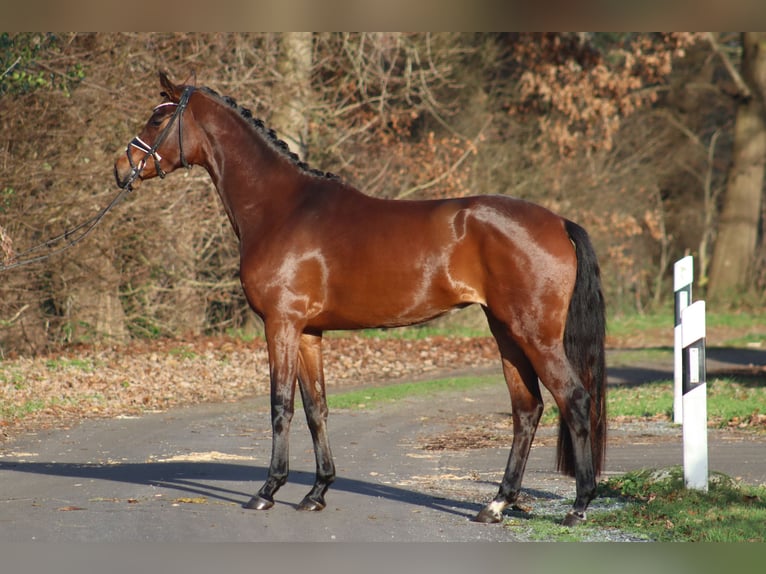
[171,497,208,505]
[154,451,256,463]
[0,335,499,439]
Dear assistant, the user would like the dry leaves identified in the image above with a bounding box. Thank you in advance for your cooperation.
[1,335,499,439]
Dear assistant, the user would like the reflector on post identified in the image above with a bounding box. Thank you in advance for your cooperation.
[673,255,693,424]
[681,300,708,492]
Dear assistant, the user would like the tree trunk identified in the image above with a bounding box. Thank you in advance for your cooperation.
[163,219,208,336]
[67,251,128,344]
[708,33,766,298]
[270,32,313,161]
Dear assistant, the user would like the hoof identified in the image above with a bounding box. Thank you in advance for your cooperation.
[243,495,274,510]
[297,495,326,512]
[562,511,586,526]
[473,507,503,524]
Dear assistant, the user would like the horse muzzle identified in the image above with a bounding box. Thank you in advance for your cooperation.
[114,158,142,191]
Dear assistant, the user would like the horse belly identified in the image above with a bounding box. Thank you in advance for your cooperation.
[313,255,483,330]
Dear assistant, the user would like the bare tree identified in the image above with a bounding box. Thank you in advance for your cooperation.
[708,33,766,298]
[270,33,313,161]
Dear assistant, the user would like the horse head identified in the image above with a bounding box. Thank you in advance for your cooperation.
[114,72,199,191]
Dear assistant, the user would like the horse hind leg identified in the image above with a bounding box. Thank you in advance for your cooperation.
[532,347,597,526]
[474,311,543,524]
[557,380,597,526]
[295,332,335,511]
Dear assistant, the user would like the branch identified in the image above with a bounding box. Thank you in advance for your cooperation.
[652,109,704,148]
[1,56,21,80]
[0,304,29,328]
[705,32,751,100]
[396,115,492,200]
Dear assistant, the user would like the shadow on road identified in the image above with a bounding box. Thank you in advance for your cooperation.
[607,346,766,387]
[0,459,540,519]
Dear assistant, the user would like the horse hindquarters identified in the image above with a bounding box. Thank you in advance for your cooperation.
[477,214,606,524]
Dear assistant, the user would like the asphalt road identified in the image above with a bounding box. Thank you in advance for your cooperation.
[1,349,764,542]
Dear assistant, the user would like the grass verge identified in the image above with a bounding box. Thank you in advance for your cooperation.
[604,377,766,429]
[591,467,766,541]
[325,374,766,431]
[326,375,497,410]
[501,467,766,542]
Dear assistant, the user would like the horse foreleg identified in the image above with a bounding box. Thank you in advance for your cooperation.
[244,321,300,510]
[295,332,335,511]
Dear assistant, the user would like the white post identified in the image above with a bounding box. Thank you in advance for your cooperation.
[673,256,693,424]
[681,300,708,491]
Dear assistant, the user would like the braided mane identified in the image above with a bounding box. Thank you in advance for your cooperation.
[199,87,339,181]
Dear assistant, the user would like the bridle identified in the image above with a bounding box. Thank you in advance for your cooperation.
[121,86,195,190]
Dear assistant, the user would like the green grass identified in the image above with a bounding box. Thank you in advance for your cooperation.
[330,324,490,341]
[606,381,675,420]
[224,307,766,348]
[706,377,766,428]
[0,395,96,421]
[503,515,613,542]
[0,367,24,388]
[345,308,766,343]
[591,467,766,541]
[325,375,498,410]
[607,308,766,346]
[607,309,671,338]
[326,373,765,431]
[222,307,766,348]
[722,332,766,347]
[44,357,98,372]
[499,465,766,542]
[0,397,50,419]
[602,377,765,428]
[226,321,490,344]
[607,347,672,366]
[168,346,199,360]
[706,311,766,329]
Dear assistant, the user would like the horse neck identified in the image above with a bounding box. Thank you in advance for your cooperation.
[193,99,304,240]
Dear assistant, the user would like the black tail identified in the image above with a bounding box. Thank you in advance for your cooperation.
[557,219,607,477]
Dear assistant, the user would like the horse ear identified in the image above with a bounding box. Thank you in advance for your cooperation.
[181,70,197,87]
[158,71,181,101]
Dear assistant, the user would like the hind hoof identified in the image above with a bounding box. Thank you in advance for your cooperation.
[473,507,503,524]
[562,511,586,526]
[243,495,274,510]
[297,495,326,511]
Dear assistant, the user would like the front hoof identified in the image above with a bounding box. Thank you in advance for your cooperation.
[562,511,586,526]
[297,495,326,512]
[243,495,274,510]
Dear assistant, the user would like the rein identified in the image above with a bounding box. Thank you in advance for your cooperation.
[0,86,195,273]
[0,186,132,272]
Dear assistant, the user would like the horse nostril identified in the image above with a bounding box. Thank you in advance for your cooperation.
[114,164,133,190]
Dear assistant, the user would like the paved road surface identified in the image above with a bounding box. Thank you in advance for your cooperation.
[1,349,764,541]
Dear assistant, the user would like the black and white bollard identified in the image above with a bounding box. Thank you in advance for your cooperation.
[673,256,693,424]
[681,300,708,491]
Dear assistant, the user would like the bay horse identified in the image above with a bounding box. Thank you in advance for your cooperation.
[114,72,606,526]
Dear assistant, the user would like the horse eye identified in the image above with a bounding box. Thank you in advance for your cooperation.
[150,113,165,127]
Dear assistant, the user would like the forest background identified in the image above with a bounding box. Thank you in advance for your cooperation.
[1,32,765,356]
